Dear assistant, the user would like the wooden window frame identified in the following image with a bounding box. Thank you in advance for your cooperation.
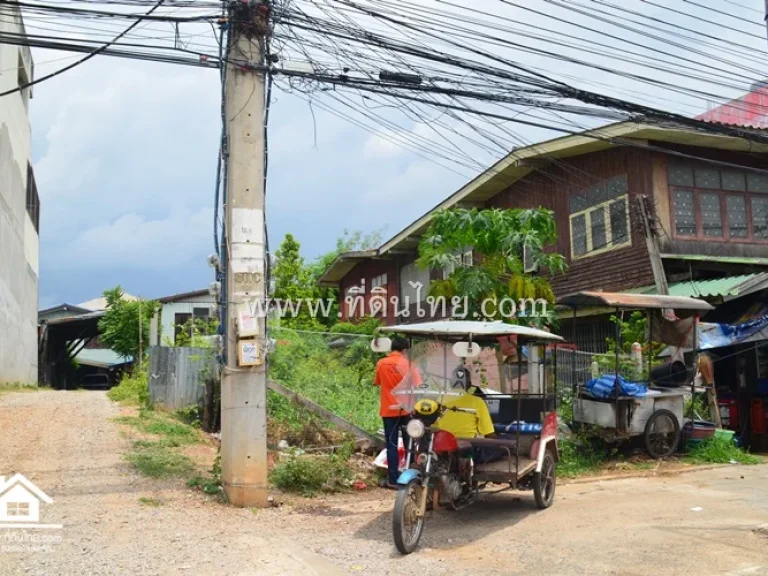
[569,194,631,261]
[670,187,768,244]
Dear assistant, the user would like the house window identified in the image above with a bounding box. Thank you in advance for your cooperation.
[400,262,429,302]
[569,174,630,259]
[7,502,29,517]
[523,242,537,273]
[442,247,473,279]
[193,307,210,320]
[26,164,40,234]
[370,274,388,290]
[754,196,768,239]
[174,313,192,341]
[668,164,768,242]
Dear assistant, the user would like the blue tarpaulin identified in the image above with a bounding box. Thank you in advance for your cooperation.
[699,303,768,350]
[585,374,648,399]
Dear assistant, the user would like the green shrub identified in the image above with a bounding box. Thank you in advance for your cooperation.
[558,435,610,478]
[175,406,202,428]
[270,455,354,496]
[685,436,761,465]
[107,369,149,406]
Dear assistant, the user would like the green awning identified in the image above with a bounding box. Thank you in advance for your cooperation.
[626,273,768,300]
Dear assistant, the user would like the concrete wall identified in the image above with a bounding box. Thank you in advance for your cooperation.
[0,6,38,384]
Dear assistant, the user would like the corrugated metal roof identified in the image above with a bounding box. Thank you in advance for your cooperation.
[661,253,768,266]
[76,348,133,368]
[379,320,563,341]
[626,273,768,300]
[555,291,714,311]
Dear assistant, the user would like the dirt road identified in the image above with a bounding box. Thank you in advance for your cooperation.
[1,390,767,576]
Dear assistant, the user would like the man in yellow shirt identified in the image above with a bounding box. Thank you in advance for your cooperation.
[434,387,495,439]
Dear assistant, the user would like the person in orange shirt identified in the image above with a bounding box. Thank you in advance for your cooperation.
[374,336,421,489]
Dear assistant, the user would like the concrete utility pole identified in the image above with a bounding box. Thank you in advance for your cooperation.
[221,0,270,508]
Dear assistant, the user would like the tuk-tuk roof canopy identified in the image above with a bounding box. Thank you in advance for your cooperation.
[378,320,564,342]
[555,291,714,311]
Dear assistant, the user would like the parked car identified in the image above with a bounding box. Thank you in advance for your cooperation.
[79,374,111,390]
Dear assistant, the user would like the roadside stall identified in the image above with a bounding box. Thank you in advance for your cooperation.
[555,292,715,458]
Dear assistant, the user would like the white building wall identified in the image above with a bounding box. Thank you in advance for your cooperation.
[0,5,38,384]
[154,295,216,346]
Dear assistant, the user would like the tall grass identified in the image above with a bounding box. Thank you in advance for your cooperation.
[685,436,761,465]
[269,329,380,433]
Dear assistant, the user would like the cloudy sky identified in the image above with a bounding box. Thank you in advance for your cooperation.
[28,0,766,308]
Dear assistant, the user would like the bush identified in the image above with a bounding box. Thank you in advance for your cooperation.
[270,455,354,496]
[685,435,761,465]
[107,368,149,406]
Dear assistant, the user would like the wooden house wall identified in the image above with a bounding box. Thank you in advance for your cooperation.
[486,147,655,294]
[649,142,768,260]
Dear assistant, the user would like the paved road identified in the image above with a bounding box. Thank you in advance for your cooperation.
[1,390,767,576]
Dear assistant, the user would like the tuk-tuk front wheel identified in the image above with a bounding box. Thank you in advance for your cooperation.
[533,450,556,509]
[393,480,425,555]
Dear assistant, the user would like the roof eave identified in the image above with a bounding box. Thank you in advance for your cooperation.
[316,250,379,287]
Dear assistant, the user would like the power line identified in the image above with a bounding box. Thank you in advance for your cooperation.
[0,0,170,97]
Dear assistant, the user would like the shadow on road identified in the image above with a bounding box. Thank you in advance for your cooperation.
[353,490,539,550]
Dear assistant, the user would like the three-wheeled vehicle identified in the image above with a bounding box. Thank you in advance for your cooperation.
[555,291,715,458]
[371,320,564,554]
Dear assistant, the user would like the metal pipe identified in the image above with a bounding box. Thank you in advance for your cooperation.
[615,307,621,430]
[553,343,558,414]
[647,309,653,386]
[516,341,522,476]
[571,306,577,399]
[690,314,699,422]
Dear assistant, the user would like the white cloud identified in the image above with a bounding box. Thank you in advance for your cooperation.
[59,207,212,270]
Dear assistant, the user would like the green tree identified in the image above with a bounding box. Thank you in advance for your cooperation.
[98,287,160,360]
[418,208,566,325]
[312,229,384,328]
[273,234,320,329]
[310,228,385,280]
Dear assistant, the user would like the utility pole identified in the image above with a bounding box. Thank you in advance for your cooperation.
[220,0,270,508]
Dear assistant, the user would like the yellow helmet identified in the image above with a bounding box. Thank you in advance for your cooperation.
[414,399,439,416]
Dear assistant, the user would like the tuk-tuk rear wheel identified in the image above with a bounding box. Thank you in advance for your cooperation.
[533,450,556,509]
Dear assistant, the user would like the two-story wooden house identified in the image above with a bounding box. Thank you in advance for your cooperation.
[318,121,768,350]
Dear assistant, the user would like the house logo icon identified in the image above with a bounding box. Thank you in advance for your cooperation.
[0,474,61,529]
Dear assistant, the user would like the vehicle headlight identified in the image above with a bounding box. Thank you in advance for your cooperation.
[406,419,426,439]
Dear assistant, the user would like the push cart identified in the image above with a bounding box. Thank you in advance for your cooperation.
[555,292,714,458]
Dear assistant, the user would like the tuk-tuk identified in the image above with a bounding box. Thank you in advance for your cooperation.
[372,320,563,554]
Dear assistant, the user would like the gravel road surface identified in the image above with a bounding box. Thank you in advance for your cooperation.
[1,390,767,576]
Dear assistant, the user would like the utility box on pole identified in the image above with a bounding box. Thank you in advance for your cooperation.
[221,0,269,508]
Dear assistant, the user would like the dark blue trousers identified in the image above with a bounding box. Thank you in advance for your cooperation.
[382,416,408,484]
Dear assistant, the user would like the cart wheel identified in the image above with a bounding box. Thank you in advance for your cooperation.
[644,409,680,459]
[533,450,556,509]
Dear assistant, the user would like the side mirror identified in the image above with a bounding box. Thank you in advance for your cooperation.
[453,341,480,358]
[370,337,392,353]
